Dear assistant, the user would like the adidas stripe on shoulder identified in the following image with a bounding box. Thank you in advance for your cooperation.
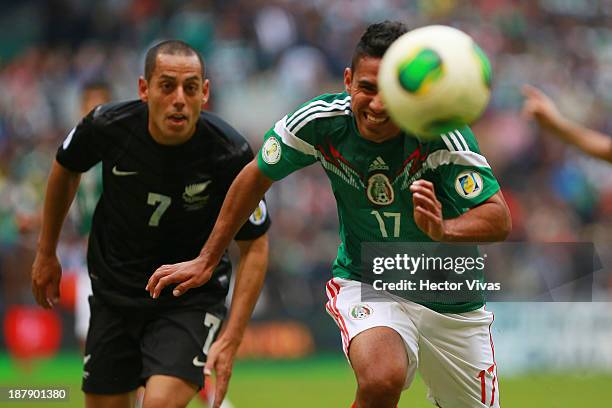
[286,95,351,134]
[428,129,491,170]
[441,129,470,152]
[273,94,352,157]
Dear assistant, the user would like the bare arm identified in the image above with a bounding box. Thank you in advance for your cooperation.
[215,235,269,348]
[32,160,81,308]
[204,234,269,408]
[410,180,511,242]
[199,160,273,270]
[147,159,274,297]
[522,84,612,163]
[442,191,511,242]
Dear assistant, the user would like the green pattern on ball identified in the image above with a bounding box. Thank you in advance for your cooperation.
[472,43,492,88]
[398,48,443,94]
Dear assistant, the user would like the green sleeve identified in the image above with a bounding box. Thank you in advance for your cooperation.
[427,126,500,210]
[257,93,351,180]
[257,115,318,181]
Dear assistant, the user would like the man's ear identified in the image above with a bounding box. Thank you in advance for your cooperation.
[343,67,352,94]
[138,77,148,102]
[201,78,210,109]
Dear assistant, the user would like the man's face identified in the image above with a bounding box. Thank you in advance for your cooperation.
[138,53,209,145]
[344,56,401,143]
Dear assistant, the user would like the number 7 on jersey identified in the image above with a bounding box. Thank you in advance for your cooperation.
[147,193,171,226]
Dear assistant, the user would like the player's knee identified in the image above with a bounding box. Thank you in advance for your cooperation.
[356,366,405,398]
[142,391,188,408]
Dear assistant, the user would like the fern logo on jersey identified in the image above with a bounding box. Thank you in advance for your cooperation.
[182,180,212,210]
[455,171,483,199]
[367,173,394,206]
[350,304,373,320]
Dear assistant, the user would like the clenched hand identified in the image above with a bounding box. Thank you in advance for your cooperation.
[410,179,445,241]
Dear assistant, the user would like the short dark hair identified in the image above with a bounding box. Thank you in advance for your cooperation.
[351,21,408,70]
[144,40,205,81]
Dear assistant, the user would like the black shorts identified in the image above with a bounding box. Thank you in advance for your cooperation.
[82,295,226,394]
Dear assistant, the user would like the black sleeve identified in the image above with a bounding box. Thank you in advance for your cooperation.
[234,197,271,241]
[56,108,104,172]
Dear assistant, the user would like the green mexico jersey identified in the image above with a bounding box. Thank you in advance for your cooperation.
[258,92,500,313]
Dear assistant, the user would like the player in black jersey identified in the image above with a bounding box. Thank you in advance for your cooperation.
[31,40,270,408]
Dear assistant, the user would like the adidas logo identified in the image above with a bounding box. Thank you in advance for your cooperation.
[368,156,389,172]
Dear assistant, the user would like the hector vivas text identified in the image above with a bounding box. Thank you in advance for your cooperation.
[371,253,501,292]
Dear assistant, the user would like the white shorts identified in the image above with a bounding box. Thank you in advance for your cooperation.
[325,278,500,408]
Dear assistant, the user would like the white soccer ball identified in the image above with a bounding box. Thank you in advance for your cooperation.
[378,25,492,139]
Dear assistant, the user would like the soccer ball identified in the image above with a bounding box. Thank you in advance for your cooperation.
[378,25,492,139]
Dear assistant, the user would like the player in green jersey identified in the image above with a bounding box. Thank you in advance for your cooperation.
[147,21,511,408]
[522,84,612,163]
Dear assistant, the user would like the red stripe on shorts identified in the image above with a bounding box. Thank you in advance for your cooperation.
[324,296,345,349]
[325,279,349,354]
[327,282,349,353]
[487,307,498,406]
[329,279,350,354]
[325,280,348,352]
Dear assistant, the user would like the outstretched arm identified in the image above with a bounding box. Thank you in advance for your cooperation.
[32,160,81,308]
[146,159,274,297]
[204,234,269,408]
[410,180,511,242]
[522,84,612,163]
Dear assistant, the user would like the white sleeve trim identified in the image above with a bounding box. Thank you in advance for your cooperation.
[273,116,316,156]
[426,149,491,170]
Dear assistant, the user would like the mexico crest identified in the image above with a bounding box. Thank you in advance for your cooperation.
[366,173,394,206]
[350,304,373,320]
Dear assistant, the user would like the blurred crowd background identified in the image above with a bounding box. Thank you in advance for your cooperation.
[2,0,612,368]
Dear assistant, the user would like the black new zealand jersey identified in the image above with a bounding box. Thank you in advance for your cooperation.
[56,100,270,308]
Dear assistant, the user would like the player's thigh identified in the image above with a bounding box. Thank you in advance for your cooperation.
[143,374,198,408]
[85,392,135,408]
[418,306,499,408]
[325,278,419,389]
[349,326,408,391]
[82,296,142,395]
[140,303,226,390]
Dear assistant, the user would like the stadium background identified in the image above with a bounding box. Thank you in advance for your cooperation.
[1,0,612,406]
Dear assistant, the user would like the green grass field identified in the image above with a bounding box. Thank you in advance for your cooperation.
[1,353,611,407]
